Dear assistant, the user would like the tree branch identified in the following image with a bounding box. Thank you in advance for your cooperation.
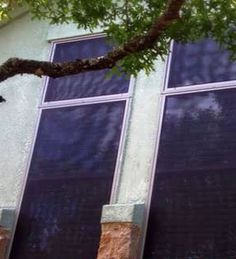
[0,0,185,83]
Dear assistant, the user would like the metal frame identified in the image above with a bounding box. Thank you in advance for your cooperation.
[141,39,236,258]
[164,80,236,96]
[163,40,174,92]
[110,75,136,203]
[39,93,132,109]
[8,33,134,258]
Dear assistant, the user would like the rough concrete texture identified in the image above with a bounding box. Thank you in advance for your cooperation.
[0,12,48,208]
[0,227,10,259]
[97,222,141,259]
[116,59,165,204]
[101,203,145,226]
[0,209,15,230]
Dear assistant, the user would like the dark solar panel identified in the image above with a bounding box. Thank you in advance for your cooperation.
[10,101,126,259]
[168,39,236,88]
[45,37,130,101]
[144,89,236,258]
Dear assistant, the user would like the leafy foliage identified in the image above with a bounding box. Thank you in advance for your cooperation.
[1,0,236,75]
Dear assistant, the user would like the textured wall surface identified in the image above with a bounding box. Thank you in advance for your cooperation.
[0,13,49,208]
[47,23,101,41]
[116,60,165,204]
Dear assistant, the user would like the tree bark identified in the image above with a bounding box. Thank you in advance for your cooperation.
[0,0,185,84]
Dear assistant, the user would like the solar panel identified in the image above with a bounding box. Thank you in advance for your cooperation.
[10,101,126,259]
[144,89,236,258]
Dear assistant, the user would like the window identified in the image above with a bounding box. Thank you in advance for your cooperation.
[168,39,236,88]
[144,39,236,258]
[10,35,132,259]
[45,36,130,101]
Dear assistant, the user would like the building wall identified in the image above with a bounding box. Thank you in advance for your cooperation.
[0,12,49,209]
[116,62,165,204]
[0,12,165,219]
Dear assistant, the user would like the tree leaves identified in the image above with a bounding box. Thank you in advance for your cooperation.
[1,0,236,75]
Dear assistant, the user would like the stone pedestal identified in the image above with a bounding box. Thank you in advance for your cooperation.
[97,222,141,259]
[0,227,10,259]
[97,203,144,259]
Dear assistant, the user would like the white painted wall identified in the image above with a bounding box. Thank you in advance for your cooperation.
[0,13,49,209]
[0,13,165,212]
[116,61,165,204]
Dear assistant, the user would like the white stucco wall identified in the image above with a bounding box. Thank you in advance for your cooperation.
[116,60,165,204]
[0,13,50,208]
[0,13,165,213]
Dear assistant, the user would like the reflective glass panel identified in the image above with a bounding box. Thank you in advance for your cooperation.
[168,39,236,88]
[144,89,236,258]
[10,101,126,259]
[45,37,129,101]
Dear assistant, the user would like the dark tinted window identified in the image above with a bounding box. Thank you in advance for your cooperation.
[168,39,236,88]
[10,101,126,259]
[144,89,236,258]
[45,37,130,101]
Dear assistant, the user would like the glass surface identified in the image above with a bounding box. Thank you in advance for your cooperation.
[144,89,236,258]
[45,37,130,101]
[10,101,126,259]
[168,39,236,88]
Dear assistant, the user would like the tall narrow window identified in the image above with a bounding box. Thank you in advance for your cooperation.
[144,40,236,258]
[10,35,131,259]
